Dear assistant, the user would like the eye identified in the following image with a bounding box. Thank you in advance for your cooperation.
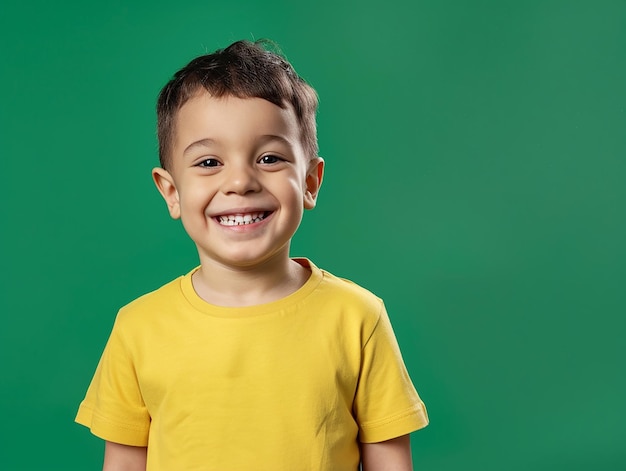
[259,154,283,165]
[197,158,221,168]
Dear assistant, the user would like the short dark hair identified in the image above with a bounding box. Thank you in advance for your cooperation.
[156,40,319,169]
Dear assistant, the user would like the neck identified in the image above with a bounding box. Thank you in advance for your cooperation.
[191,255,309,308]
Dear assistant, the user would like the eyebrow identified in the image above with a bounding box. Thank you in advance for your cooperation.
[257,134,295,148]
[183,138,216,156]
[183,135,294,156]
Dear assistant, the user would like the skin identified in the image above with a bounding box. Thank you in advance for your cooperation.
[361,435,414,470]
[104,93,414,470]
[153,93,324,307]
[103,442,146,471]
[104,435,413,471]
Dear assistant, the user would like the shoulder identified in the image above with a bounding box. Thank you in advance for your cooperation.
[320,269,381,305]
[113,269,191,327]
[311,263,385,328]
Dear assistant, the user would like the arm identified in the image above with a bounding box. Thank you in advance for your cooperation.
[103,441,147,471]
[361,434,413,471]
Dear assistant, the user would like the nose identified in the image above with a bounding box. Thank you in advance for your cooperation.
[221,162,262,195]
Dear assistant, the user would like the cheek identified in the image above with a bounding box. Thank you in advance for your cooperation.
[177,187,211,216]
[183,179,210,199]
[283,179,308,205]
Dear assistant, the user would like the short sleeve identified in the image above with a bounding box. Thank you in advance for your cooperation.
[75,314,151,446]
[353,303,429,443]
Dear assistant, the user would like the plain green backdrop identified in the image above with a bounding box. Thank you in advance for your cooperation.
[1,0,625,469]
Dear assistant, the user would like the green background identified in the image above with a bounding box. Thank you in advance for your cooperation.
[1,0,624,469]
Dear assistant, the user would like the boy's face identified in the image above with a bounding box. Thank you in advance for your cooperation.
[152,92,323,270]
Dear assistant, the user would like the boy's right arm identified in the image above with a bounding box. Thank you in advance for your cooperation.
[103,441,147,471]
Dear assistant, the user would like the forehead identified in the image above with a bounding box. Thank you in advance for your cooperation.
[172,92,300,153]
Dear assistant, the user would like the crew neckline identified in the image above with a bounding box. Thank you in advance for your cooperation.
[180,258,323,318]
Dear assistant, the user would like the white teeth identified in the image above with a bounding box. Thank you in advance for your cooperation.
[218,212,267,226]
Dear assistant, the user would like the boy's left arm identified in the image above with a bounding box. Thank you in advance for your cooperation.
[361,434,413,471]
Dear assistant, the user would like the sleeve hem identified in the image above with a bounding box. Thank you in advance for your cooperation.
[75,403,150,447]
[358,402,429,444]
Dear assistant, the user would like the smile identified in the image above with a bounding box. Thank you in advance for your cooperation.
[217,211,271,226]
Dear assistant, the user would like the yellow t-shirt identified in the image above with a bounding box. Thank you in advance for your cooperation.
[76,259,428,470]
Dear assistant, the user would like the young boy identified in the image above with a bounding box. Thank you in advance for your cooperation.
[76,40,428,470]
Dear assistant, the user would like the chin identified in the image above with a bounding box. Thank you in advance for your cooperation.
[213,252,277,269]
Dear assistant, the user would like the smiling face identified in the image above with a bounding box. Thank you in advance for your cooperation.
[152,92,323,271]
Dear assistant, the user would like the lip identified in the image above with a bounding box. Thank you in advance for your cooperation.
[211,207,274,218]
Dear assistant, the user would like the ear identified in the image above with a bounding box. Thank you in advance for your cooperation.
[152,167,181,219]
[303,157,324,210]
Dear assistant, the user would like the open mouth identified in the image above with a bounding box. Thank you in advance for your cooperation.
[217,211,272,226]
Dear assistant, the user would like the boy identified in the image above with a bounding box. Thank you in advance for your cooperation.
[76,40,428,470]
